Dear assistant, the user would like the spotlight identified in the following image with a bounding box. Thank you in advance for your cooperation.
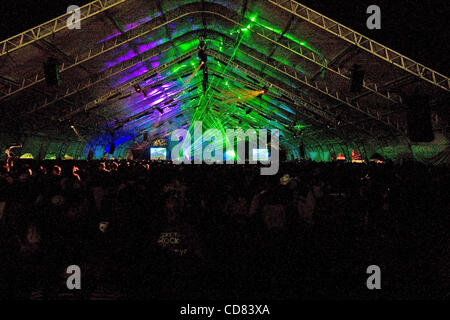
[256,87,267,98]
[43,57,61,87]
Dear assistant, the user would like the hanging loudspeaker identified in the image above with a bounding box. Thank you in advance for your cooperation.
[405,93,434,142]
[349,65,364,92]
[44,57,61,87]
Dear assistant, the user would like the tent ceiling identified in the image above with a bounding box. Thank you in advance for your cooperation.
[0,0,448,150]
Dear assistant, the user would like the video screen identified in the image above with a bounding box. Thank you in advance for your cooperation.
[150,147,167,160]
[252,148,269,161]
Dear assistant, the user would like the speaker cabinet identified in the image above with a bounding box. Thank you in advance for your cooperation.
[349,66,365,92]
[44,58,61,87]
[405,94,434,142]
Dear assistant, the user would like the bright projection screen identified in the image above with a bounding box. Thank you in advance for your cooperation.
[150,147,167,160]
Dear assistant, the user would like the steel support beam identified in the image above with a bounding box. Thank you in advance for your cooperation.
[28,31,203,113]
[207,49,335,123]
[268,0,450,91]
[0,0,129,56]
[1,2,401,106]
[207,49,380,139]
[59,49,199,121]
[230,47,403,133]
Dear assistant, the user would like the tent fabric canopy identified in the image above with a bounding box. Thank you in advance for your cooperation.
[0,0,448,161]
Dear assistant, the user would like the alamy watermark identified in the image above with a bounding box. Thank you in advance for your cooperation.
[367,5,381,30]
[67,5,81,30]
[66,265,81,290]
[170,121,279,175]
[366,265,381,289]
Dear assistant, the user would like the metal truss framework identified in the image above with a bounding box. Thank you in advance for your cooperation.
[205,70,336,133]
[1,0,442,145]
[71,64,321,140]
[203,32,404,132]
[206,50,335,123]
[59,48,199,121]
[77,42,380,141]
[208,72,297,118]
[0,0,129,56]
[228,45,405,134]
[120,93,201,127]
[22,27,332,129]
[89,68,324,143]
[0,4,411,140]
[0,3,210,99]
[209,45,400,136]
[204,76,320,138]
[23,29,287,113]
[28,30,195,113]
[66,42,381,142]
[77,86,203,139]
[239,18,402,105]
[1,1,402,108]
[56,47,342,144]
[29,60,312,144]
[268,0,450,91]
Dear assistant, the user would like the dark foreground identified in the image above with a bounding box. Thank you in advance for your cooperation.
[0,160,449,299]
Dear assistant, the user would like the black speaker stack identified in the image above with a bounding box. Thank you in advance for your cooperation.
[405,93,434,142]
[43,57,61,87]
[349,64,365,92]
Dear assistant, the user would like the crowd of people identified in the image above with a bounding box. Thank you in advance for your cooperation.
[0,158,449,299]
